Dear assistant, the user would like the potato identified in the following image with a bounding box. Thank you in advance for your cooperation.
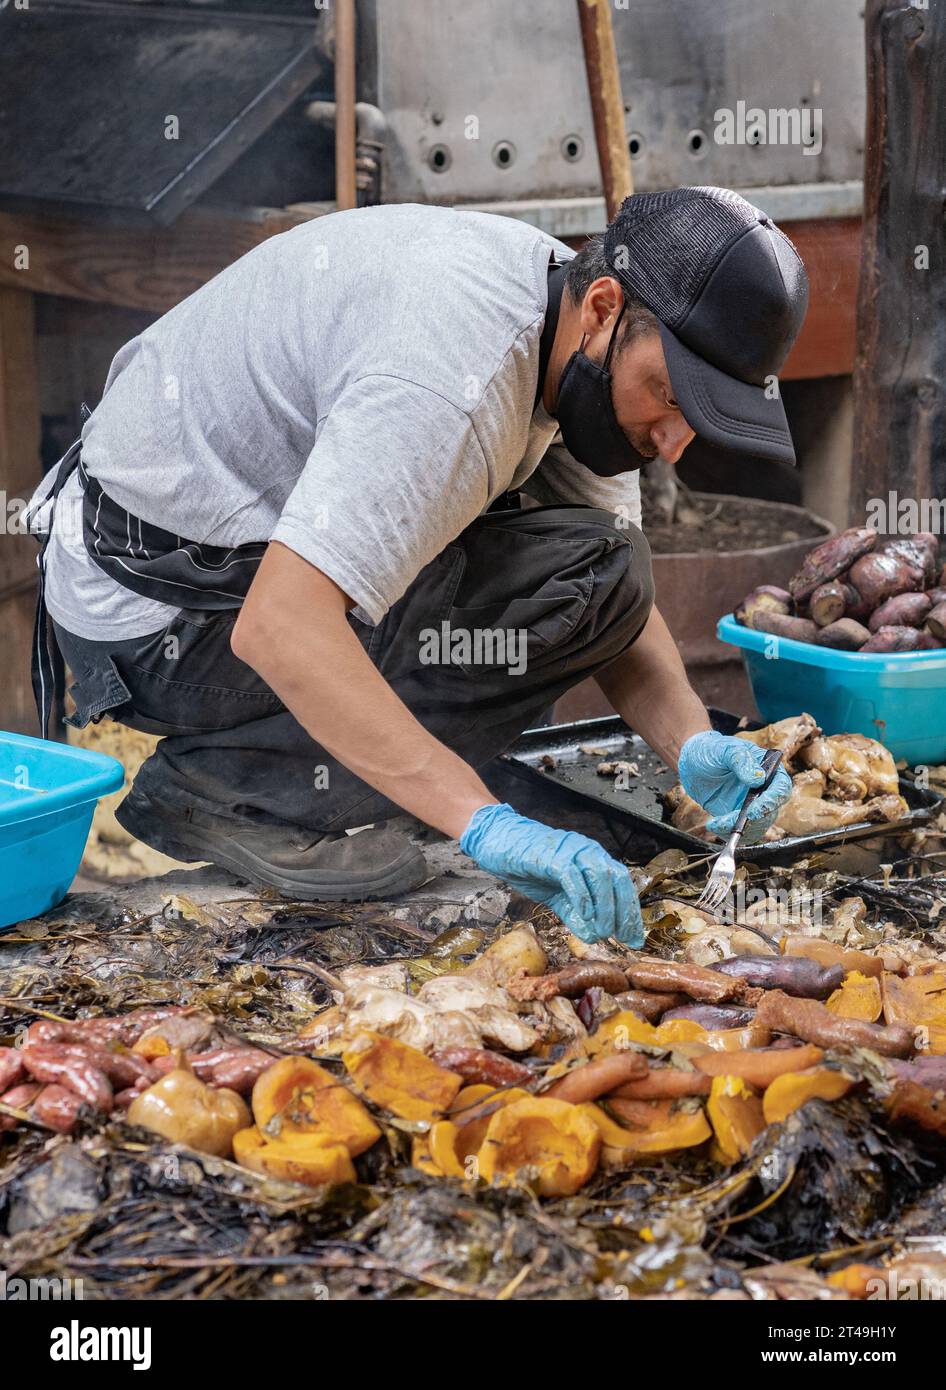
[814,618,870,650]
[788,528,877,603]
[750,612,819,644]
[860,625,924,653]
[867,591,932,631]
[734,585,792,628]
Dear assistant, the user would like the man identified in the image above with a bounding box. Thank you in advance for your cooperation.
[30,186,804,946]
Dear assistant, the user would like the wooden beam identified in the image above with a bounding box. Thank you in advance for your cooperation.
[0,205,318,315]
[576,0,634,222]
[850,0,946,520]
[0,285,42,734]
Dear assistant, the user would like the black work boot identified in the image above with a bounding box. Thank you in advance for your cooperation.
[114,783,428,900]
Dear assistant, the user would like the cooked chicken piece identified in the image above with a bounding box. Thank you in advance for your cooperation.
[663,783,712,838]
[798,736,870,801]
[828,733,900,796]
[774,787,908,837]
[415,976,539,1053]
[736,712,820,770]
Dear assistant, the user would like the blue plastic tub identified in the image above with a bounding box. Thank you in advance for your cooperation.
[718,613,946,766]
[0,732,125,930]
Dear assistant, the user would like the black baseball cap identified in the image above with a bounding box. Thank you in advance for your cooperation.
[603,186,809,465]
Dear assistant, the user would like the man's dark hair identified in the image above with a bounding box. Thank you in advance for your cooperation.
[565,235,659,345]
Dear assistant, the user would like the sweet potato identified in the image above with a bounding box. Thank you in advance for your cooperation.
[848,551,921,610]
[814,618,870,650]
[809,581,854,627]
[30,1084,84,1134]
[0,1047,25,1094]
[789,528,877,604]
[711,955,844,1000]
[860,625,924,653]
[882,535,937,587]
[754,989,915,1057]
[735,585,792,627]
[430,1048,533,1089]
[868,591,932,632]
[926,587,946,608]
[612,990,688,1023]
[916,628,944,649]
[608,1068,712,1101]
[545,1050,648,1104]
[659,1003,756,1029]
[749,612,819,644]
[694,1043,825,1087]
[925,601,946,642]
[781,935,884,980]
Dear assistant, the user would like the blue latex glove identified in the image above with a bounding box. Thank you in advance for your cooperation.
[460,803,643,946]
[678,730,792,841]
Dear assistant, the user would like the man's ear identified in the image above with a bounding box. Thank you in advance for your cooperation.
[579,276,624,339]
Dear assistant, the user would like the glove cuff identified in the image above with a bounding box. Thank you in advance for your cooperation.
[459,802,512,857]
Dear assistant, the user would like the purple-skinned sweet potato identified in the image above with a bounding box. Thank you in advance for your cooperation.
[868,591,932,632]
[880,536,936,587]
[925,601,946,642]
[814,618,871,650]
[860,625,925,653]
[659,1003,756,1029]
[750,612,819,644]
[710,955,844,1000]
[926,587,946,608]
[734,585,792,628]
[848,551,923,610]
[918,628,944,649]
[789,528,877,604]
[809,580,855,627]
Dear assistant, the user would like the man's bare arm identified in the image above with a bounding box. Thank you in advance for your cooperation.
[231,542,497,838]
[594,606,711,770]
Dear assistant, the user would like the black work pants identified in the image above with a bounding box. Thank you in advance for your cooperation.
[53,506,654,832]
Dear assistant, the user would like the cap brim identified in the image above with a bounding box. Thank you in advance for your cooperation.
[657,321,797,465]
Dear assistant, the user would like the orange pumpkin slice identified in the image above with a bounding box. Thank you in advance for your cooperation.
[251,1056,380,1156]
[232,1125,355,1188]
[479,1097,601,1196]
[763,1067,853,1124]
[707,1075,766,1161]
[826,971,882,1022]
[342,1032,462,1122]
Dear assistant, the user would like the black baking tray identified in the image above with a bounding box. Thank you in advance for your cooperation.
[500,709,943,864]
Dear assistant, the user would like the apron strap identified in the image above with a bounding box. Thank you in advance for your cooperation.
[30,439,82,739]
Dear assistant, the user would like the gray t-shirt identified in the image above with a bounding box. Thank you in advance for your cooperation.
[38,203,642,640]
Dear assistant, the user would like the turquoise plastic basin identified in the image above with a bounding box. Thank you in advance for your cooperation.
[718,614,946,766]
[0,731,125,930]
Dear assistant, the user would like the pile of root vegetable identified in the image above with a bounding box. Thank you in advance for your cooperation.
[734,527,946,651]
[5,833,946,1300]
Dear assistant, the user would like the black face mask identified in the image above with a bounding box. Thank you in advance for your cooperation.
[555,305,654,476]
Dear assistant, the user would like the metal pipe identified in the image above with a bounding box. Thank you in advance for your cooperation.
[334,0,357,211]
[576,0,633,223]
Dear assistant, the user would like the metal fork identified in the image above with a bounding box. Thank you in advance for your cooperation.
[697,748,783,915]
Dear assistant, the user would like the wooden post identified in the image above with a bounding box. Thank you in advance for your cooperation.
[334,0,357,211]
[850,0,946,524]
[0,286,42,734]
[576,0,634,223]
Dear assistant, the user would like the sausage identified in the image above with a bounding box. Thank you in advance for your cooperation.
[711,955,844,1000]
[48,1043,157,1090]
[625,957,751,1005]
[20,1043,114,1111]
[613,990,689,1023]
[545,1050,648,1104]
[608,1068,711,1101]
[507,961,629,1002]
[0,1047,25,1093]
[26,1006,192,1048]
[660,1003,756,1029]
[30,1085,84,1134]
[430,1047,533,1088]
[754,990,915,1058]
[189,1046,274,1094]
[0,1083,42,1130]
